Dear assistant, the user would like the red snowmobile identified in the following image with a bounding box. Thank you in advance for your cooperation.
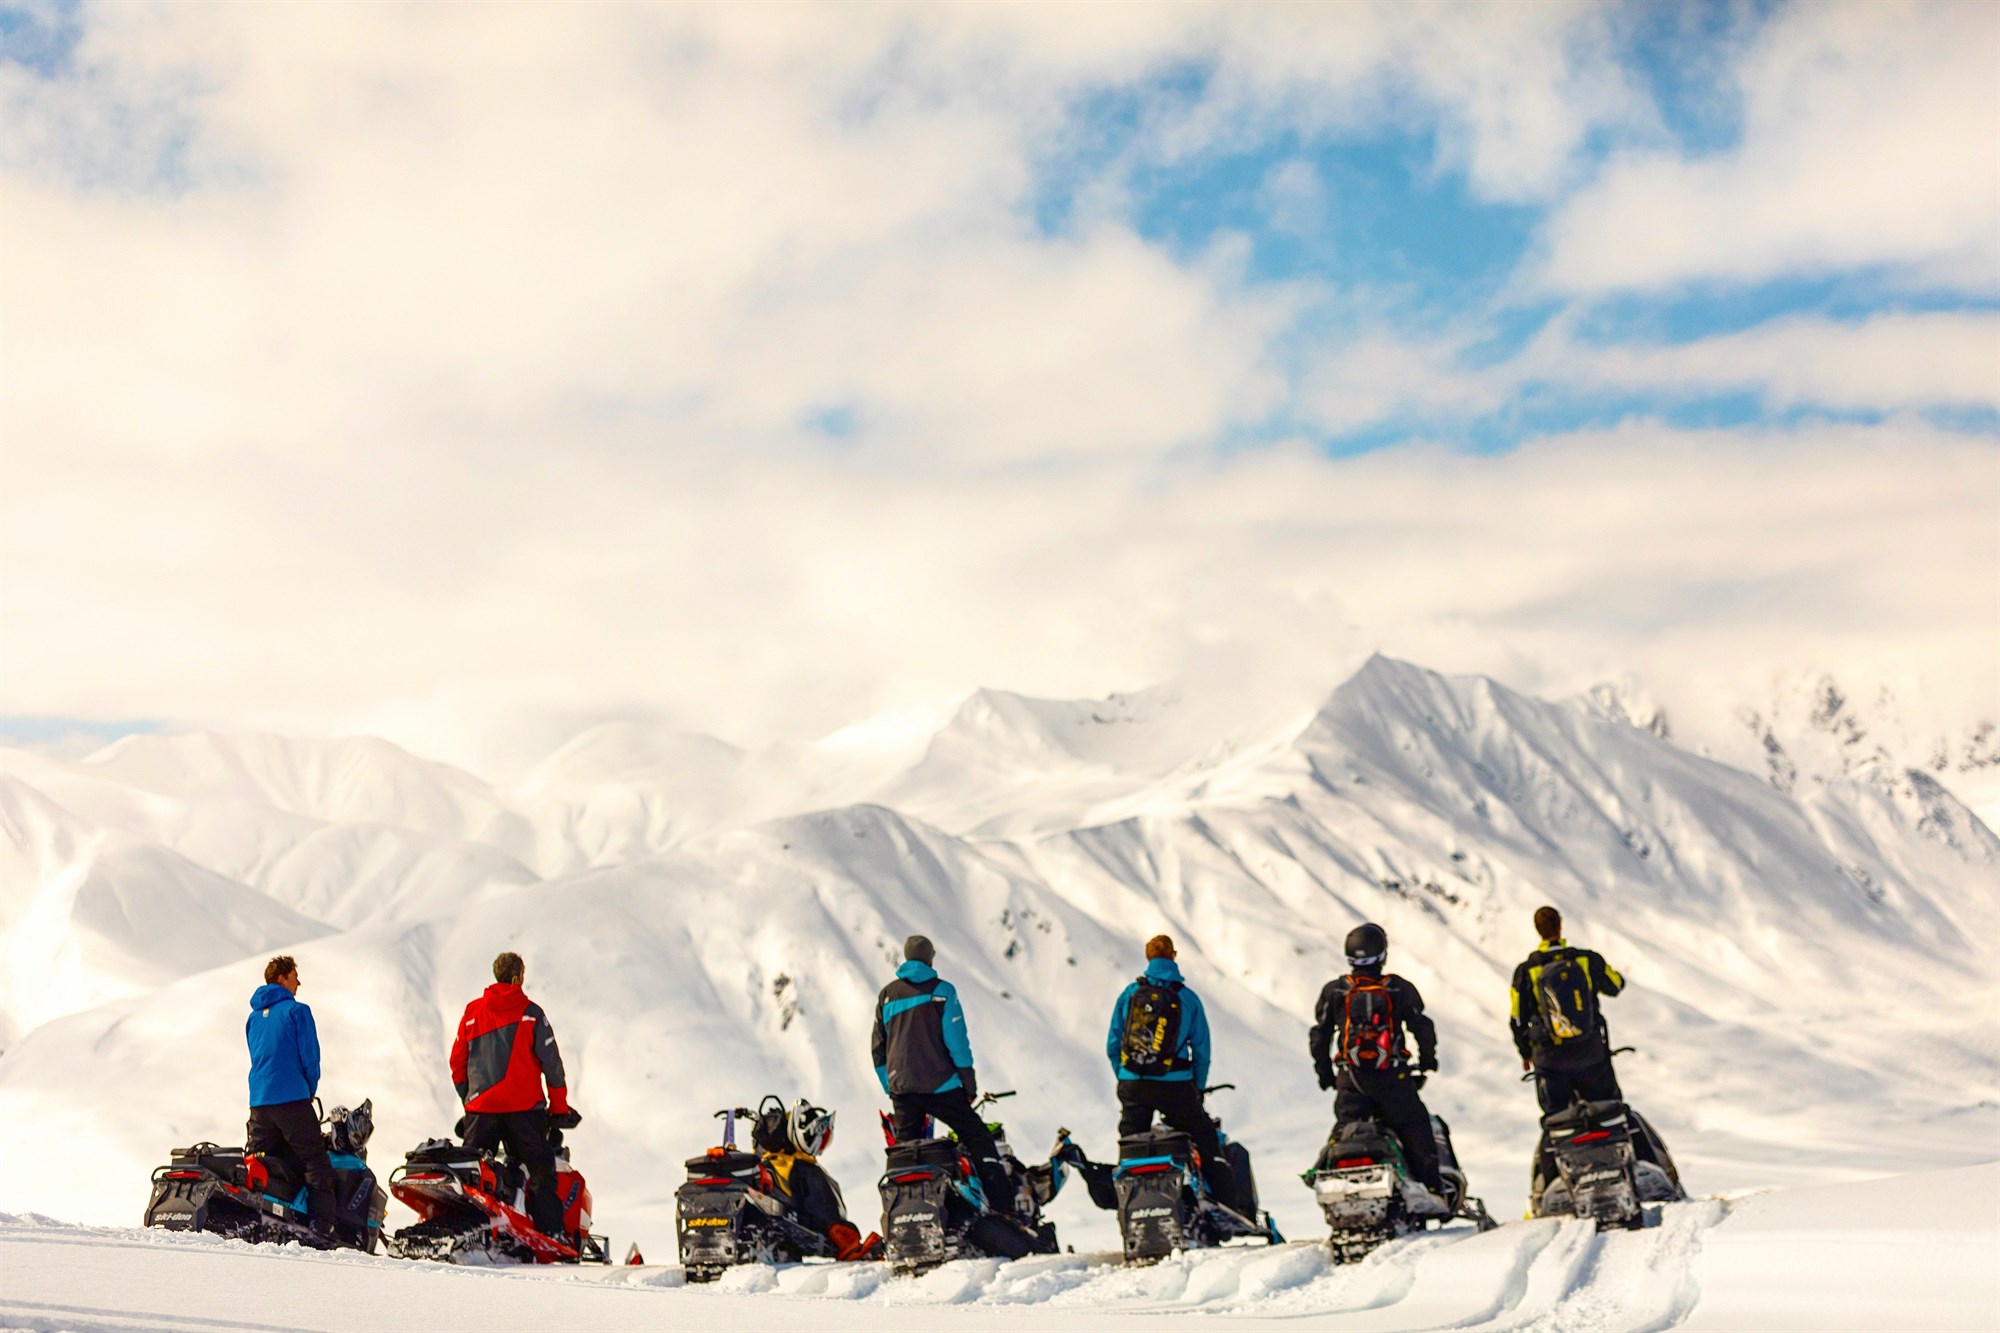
[385,1113,609,1263]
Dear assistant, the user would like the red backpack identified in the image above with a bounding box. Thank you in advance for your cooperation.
[1338,974,1406,1070]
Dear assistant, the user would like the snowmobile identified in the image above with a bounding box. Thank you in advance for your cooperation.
[878,1090,1079,1276]
[385,1112,610,1263]
[1306,1110,1495,1263]
[676,1096,880,1282]
[1112,1084,1283,1265]
[1530,1097,1684,1229]
[143,1100,387,1252]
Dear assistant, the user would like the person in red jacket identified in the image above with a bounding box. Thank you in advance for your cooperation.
[450,951,572,1236]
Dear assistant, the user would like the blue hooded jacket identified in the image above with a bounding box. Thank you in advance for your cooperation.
[871,959,975,1095]
[246,982,321,1107]
[1107,957,1211,1086]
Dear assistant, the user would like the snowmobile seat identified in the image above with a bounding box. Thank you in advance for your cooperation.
[685,1149,761,1183]
[1327,1118,1400,1161]
[250,1152,302,1195]
[1117,1128,1193,1166]
[1542,1098,1628,1136]
[172,1144,245,1180]
[405,1138,480,1170]
[886,1138,962,1172]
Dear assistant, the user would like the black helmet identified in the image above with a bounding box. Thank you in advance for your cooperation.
[750,1095,791,1154]
[1344,923,1387,967]
[325,1099,374,1155]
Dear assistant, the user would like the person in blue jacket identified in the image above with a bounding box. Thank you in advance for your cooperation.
[1107,934,1238,1210]
[870,935,1018,1215]
[245,955,337,1229]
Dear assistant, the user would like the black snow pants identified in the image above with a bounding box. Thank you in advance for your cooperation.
[892,1090,1018,1216]
[1534,1059,1622,1115]
[463,1109,562,1237]
[246,1099,338,1224]
[1118,1080,1241,1215]
[1532,1059,1656,1187]
[1333,1068,1443,1193]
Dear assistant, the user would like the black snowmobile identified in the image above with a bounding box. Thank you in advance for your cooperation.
[1111,1084,1282,1264]
[1306,1110,1495,1263]
[1530,1096,1685,1229]
[143,1100,387,1252]
[385,1112,610,1264]
[676,1096,880,1282]
[878,1090,1080,1275]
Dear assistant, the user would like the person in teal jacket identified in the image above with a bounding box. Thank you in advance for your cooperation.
[871,935,1018,1215]
[1106,935,1236,1210]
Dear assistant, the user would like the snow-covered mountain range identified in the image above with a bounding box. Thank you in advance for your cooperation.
[1,655,1994,1260]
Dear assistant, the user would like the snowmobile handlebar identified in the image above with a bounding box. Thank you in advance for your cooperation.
[972,1090,1016,1111]
[1203,1083,1236,1095]
[1523,1045,1639,1081]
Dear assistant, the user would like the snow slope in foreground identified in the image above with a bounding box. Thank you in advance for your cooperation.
[2,1164,1994,1332]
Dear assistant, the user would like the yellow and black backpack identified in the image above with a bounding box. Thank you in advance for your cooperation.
[1119,978,1187,1076]
[1533,948,1601,1048]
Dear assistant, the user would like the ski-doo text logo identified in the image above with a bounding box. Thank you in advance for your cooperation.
[1129,1207,1173,1219]
[685,1217,730,1227]
[1576,1169,1626,1186]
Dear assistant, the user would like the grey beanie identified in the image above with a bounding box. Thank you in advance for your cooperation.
[904,935,935,965]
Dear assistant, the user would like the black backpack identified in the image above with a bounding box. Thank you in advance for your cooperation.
[1338,974,1404,1070]
[1119,978,1187,1076]
[1533,948,1601,1050]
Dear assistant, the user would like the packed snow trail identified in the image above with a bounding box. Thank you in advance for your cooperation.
[5,1167,1994,1331]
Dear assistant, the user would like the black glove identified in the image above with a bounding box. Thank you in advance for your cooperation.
[1315,1065,1335,1091]
[453,1113,472,1140]
[1418,1054,1439,1073]
[550,1108,582,1130]
[960,1068,978,1101]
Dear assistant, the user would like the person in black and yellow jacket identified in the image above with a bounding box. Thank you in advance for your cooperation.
[1509,906,1626,1113]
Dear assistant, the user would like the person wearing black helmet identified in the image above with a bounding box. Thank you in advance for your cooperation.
[1308,923,1447,1204]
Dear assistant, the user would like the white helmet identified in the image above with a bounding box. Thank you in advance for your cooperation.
[787,1100,835,1157]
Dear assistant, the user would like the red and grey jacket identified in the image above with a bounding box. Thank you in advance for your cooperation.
[450,982,569,1115]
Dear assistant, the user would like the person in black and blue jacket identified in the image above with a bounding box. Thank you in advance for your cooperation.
[871,935,1017,1215]
[1106,934,1238,1211]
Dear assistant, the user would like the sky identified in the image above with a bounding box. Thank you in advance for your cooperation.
[2,0,1996,775]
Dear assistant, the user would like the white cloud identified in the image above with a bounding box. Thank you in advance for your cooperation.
[1560,312,2000,413]
[2,3,1995,775]
[1299,310,2000,436]
[1540,0,2000,291]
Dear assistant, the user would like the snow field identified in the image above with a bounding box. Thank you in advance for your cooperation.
[6,1167,1995,1330]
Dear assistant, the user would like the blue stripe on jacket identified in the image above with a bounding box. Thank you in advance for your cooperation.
[1106,957,1210,1086]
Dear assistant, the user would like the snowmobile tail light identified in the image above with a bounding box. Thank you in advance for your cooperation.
[1569,1131,1611,1143]
[1335,1158,1377,1168]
